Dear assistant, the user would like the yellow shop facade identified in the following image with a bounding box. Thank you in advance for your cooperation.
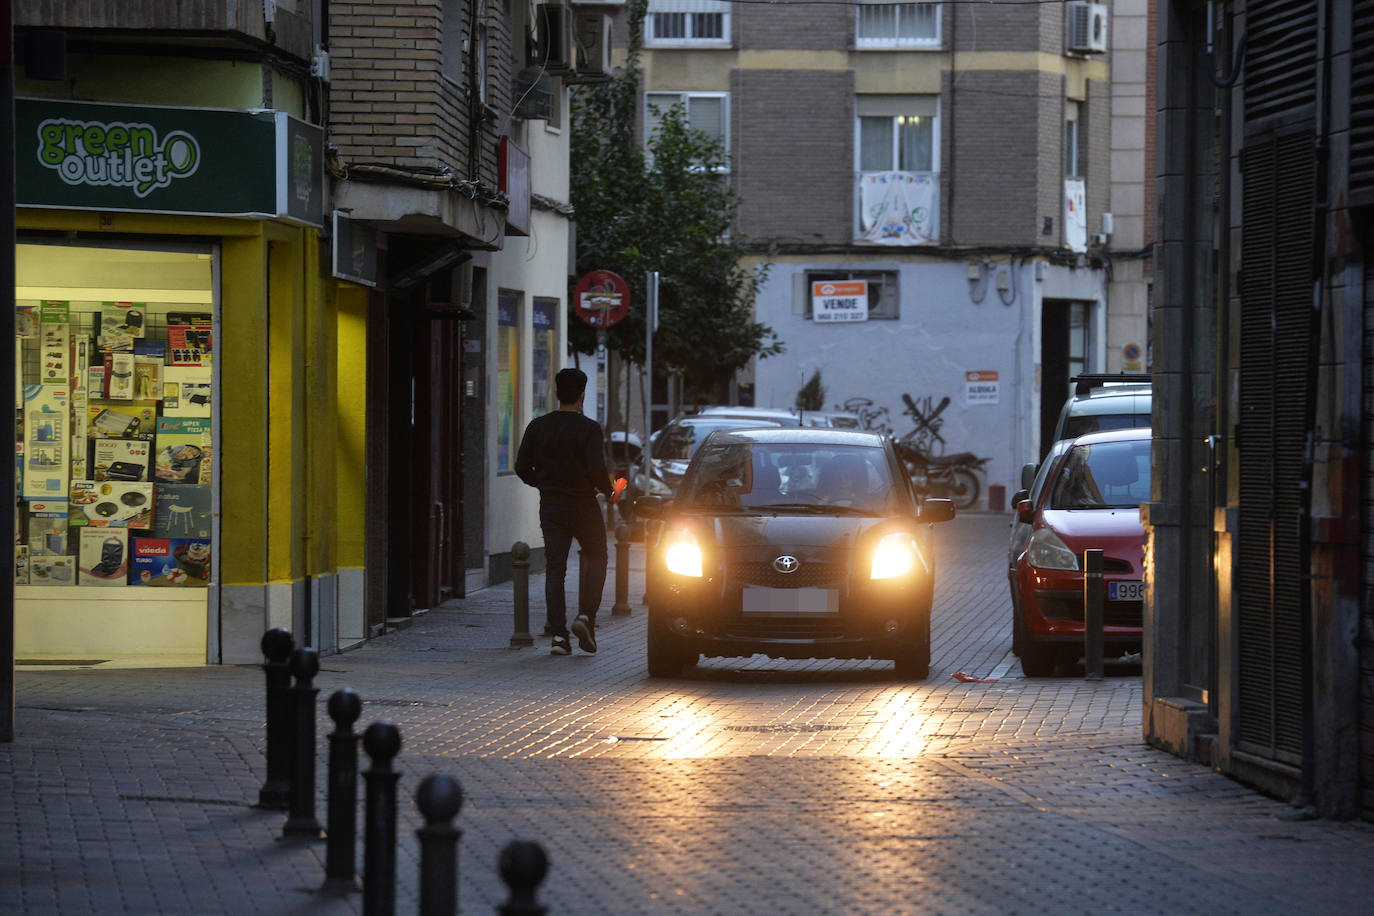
[15,95,368,666]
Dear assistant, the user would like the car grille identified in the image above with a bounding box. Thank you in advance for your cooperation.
[723,618,848,640]
[1034,590,1143,628]
[729,560,845,589]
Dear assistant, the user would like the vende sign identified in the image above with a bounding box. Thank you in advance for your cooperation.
[811,280,868,323]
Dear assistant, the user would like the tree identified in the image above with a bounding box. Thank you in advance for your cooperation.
[568,0,782,404]
[795,370,826,411]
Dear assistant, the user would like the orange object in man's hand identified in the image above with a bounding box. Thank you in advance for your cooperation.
[610,477,628,504]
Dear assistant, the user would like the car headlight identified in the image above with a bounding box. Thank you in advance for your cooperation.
[1027,527,1079,571]
[663,529,703,577]
[871,532,921,580]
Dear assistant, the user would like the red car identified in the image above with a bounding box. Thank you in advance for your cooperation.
[1011,427,1151,676]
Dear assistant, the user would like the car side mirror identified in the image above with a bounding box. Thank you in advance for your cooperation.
[1015,499,1034,523]
[1011,488,1029,508]
[633,496,665,520]
[1020,462,1037,491]
[918,497,956,523]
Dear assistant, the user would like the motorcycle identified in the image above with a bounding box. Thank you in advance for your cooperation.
[895,439,989,511]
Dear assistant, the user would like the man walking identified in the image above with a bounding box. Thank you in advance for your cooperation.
[515,368,614,655]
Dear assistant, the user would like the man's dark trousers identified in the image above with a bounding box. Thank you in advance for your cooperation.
[540,495,607,637]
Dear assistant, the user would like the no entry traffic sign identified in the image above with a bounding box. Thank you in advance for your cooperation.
[573,270,631,328]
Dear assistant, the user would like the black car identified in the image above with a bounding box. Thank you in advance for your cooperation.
[632,427,956,679]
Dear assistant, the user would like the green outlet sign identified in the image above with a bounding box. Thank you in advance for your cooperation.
[17,98,323,227]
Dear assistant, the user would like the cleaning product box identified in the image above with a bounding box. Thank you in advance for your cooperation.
[129,537,211,586]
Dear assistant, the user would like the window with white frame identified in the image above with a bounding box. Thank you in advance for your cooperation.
[644,91,729,169]
[647,0,731,47]
[856,1,940,48]
[805,270,900,320]
[857,97,938,172]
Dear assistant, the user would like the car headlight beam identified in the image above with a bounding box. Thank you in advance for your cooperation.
[871,532,921,580]
[664,531,704,577]
[1027,527,1079,571]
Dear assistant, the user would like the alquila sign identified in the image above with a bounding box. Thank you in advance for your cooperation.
[17,98,323,227]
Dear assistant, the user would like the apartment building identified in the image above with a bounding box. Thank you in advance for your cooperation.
[633,0,1147,492]
[9,0,610,664]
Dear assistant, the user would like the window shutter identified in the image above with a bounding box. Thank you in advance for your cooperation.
[1351,4,1374,201]
[793,273,809,315]
[689,96,723,144]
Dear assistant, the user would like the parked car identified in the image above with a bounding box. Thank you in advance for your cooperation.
[648,414,788,494]
[692,405,803,426]
[1006,436,1075,605]
[797,409,864,429]
[633,427,957,679]
[1051,373,1152,444]
[1010,427,1151,676]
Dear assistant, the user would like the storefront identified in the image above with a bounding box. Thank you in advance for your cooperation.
[14,97,330,666]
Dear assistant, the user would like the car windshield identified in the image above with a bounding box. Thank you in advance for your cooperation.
[652,419,780,461]
[1048,439,1151,510]
[676,441,907,514]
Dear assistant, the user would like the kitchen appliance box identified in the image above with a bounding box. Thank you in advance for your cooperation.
[26,500,69,555]
[129,537,211,586]
[70,480,154,528]
[78,527,129,586]
[29,554,76,586]
[92,437,151,481]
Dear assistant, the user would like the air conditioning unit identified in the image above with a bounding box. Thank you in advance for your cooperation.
[534,3,573,72]
[567,11,613,84]
[512,67,554,121]
[1066,1,1108,54]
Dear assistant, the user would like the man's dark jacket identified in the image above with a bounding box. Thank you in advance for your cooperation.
[514,410,613,502]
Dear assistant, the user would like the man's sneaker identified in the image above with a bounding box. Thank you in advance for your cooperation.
[572,615,597,654]
[550,635,571,656]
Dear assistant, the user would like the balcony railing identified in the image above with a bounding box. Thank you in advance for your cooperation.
[855,171,939,245]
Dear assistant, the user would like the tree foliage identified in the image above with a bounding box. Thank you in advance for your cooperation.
[568,0,782,403]
[795,370,826,411]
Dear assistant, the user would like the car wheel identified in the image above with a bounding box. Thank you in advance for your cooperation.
[646,619,682,678]
[1019,641,1059,677]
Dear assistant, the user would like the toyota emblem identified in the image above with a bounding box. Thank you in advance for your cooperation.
[773,555,800,574]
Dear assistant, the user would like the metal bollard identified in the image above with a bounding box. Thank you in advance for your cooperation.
[1084,548,1104,681]
[415,774,463,916]
[257,627,295,810]
[612,523,631,616]
[322,688,363,893]
[498,840,549,916]
[510,541,533,648]
[282,648,323,840]
[362,721,402,916]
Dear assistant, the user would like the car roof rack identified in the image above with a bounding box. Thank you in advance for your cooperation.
[1071,372,1152,395]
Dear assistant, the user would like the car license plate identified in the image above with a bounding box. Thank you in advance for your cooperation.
[1109,580,1144,601]
[742,587,839,616]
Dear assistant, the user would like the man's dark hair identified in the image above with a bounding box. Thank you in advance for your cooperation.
[555,367,588,405]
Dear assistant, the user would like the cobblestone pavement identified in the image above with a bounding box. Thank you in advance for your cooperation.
[4,513,1374,914]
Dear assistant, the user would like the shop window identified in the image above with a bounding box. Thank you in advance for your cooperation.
[496,290,523,472]
[531,298,559,418]
[804,270,900,320]
[15,241,216,590]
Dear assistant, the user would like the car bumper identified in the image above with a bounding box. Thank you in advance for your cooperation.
[1018,574,1143,648]
[649,565,929,660]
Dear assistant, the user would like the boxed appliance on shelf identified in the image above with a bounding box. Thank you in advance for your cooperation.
[22,384,69,499]
[79,528,128,586]
[70,480,154,528]
[88,399,157,438]
[129,537,211,586]
[161,366,211,417]
[29,555,76,586]
[92,437,151,481]
[154,417,211,484]
[26,500,69,555]
[106,352,135,400]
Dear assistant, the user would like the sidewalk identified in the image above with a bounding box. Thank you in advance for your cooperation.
[5,515,1374,914]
